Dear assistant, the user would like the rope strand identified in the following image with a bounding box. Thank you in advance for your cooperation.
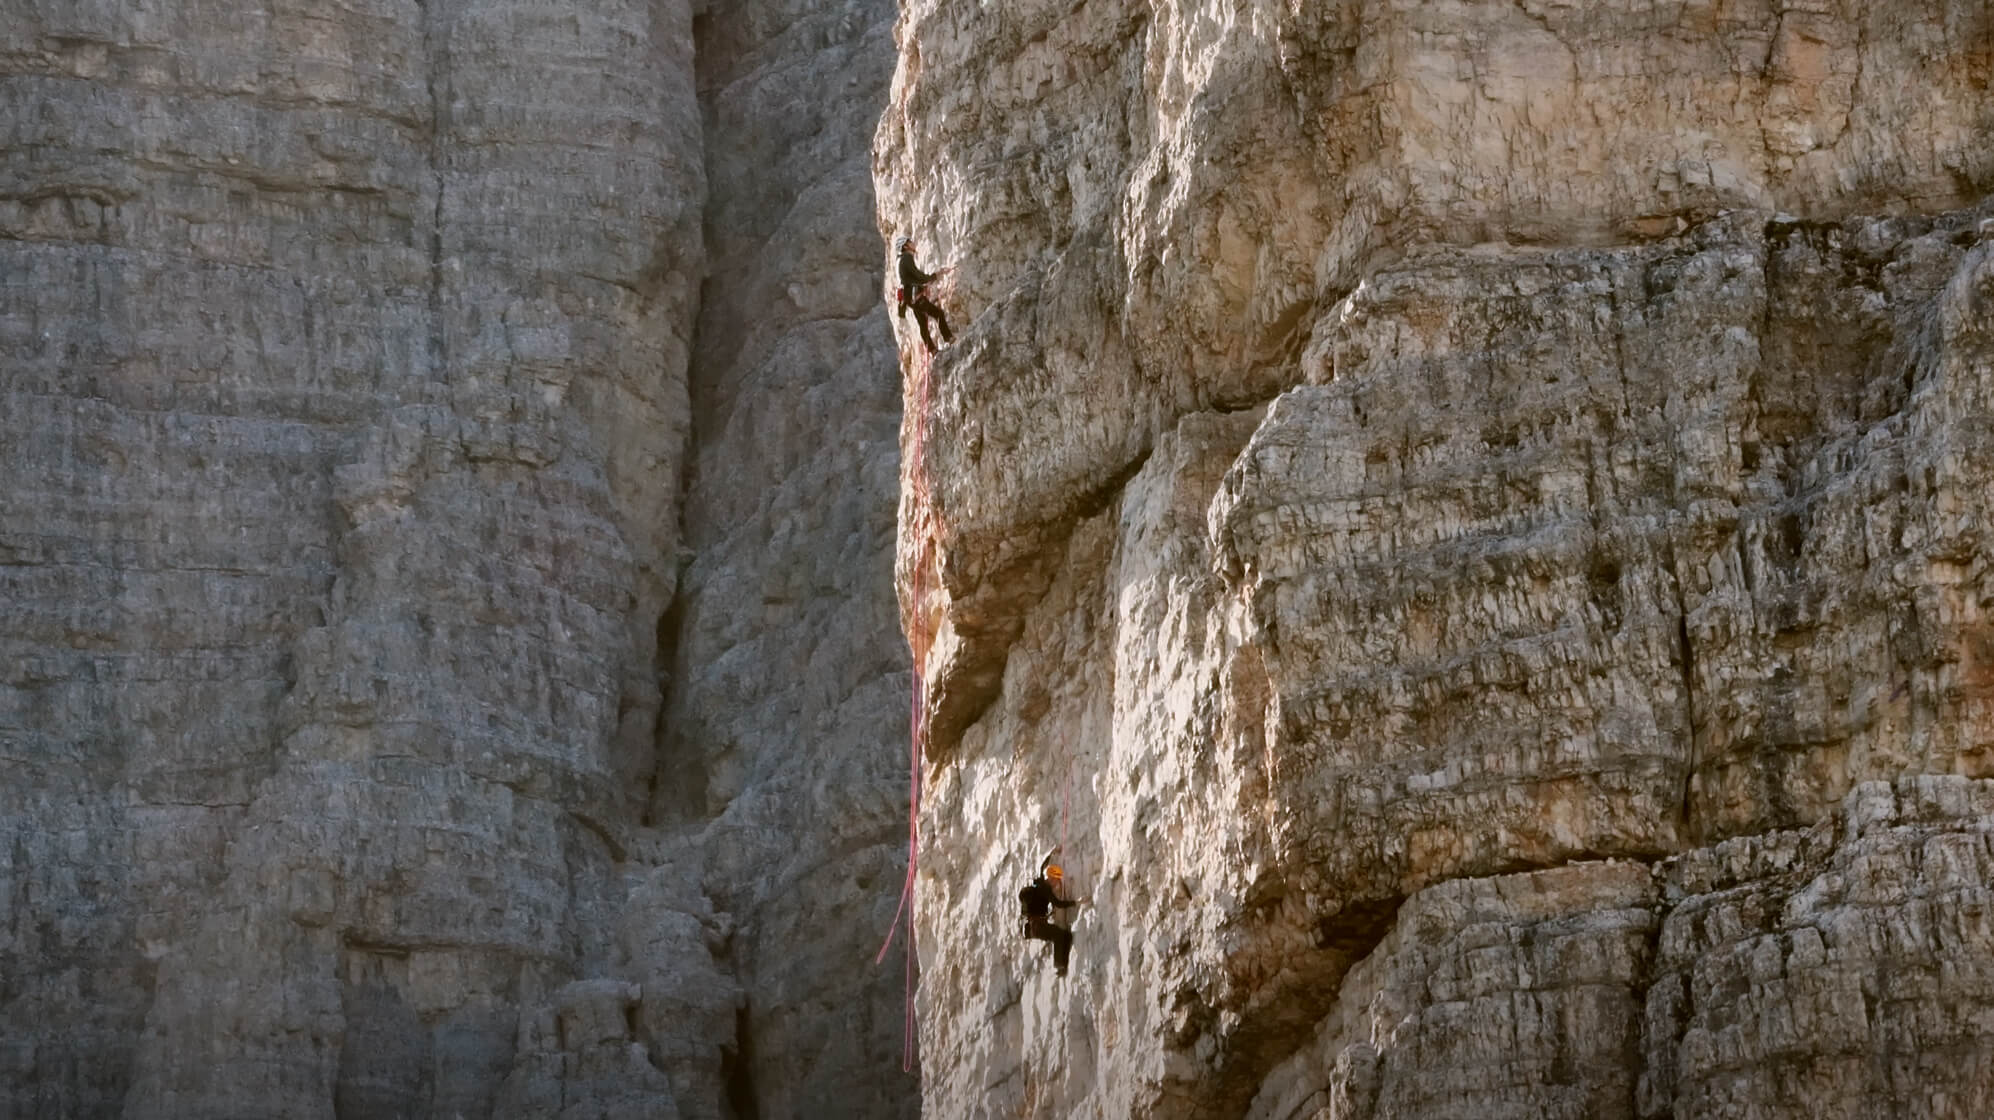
[1060,747,1070,855]
[878,343,939,1074]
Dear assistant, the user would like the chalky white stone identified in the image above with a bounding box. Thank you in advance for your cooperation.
[877,0,1994,1115]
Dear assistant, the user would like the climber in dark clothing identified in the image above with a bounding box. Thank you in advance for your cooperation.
[1018,848,1080,977]
[895,236,954,353]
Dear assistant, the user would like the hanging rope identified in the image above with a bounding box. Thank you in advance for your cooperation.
[1061,732,1084,924]
[877,333,946,1073]
[1060,743,1071,854]
[875,258,968,1073]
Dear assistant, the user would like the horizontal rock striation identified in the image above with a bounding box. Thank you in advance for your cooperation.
[4,0,919,1113]
[0,0,763,1114]
[1248,777,1994,1120]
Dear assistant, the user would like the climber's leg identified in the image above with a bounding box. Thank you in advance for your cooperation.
[913,304,939,352]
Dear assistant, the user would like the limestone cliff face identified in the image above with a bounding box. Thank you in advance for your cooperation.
[877,1,1994,1116]
[2,0,911,1117]
[664,0,915,1115]
[9,0,1992,1114]
[3,0,701,1110]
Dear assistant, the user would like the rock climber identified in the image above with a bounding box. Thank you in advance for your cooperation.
[1018,847,1081,977]
[895,236,954,354]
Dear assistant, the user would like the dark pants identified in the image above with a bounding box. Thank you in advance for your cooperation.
[1024,916,1071,974]
[905,295,953,352]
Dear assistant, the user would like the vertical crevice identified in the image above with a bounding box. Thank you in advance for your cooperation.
[650,2,912,1113]
[1649,239,1718,848]
[1673,579,1700,842]
[645,1,719,833]
[417,0,452,385]
[723,1004,761,1120]
[1630,891,1677,1120]
[645,576,698,827]
[682,7,728,439]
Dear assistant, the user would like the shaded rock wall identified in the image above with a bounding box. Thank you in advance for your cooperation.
[876,0,1994,1116]
[660,0,916,1116]
[1,0,913,1116]
[3,0,701,1111]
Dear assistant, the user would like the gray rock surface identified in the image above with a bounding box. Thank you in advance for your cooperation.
[2,0,913,1115]
[1642,777,1994,1120]
[659,0,916,1115]
[1249,859,1659,1120]
[4,0,703,1111]
[1245,777,1994,1120]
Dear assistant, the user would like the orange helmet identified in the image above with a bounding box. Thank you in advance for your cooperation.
[1046,864,1064,881]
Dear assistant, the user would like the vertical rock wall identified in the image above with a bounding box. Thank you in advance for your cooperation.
[0,0,924,1114]
[660,0,916,1116]
[877,1,1994,1116]
[1,0,698,1106]
[8,0,1988,1113]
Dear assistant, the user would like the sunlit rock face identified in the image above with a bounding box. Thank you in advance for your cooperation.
[876,0,1994,1116]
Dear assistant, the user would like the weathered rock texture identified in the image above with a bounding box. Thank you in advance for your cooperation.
[2,0,912,1115]
[1251,778,1994,1120]
[877,0,1994,1116]
[2,0,706,1111]
[661,0,916,1116]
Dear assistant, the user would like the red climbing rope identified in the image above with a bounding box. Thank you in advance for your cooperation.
[874,258,967,1073]
[1061,733,1085,921]
[878,339,944,1074]
[1060,746,1071,853]
[875,607,922,967]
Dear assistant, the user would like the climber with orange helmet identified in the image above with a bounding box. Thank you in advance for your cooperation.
[1018,847,1080,977]
[894,236,954,354]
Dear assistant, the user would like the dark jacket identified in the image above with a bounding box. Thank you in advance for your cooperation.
[898,250,938,290]
[1018,876,1075,920]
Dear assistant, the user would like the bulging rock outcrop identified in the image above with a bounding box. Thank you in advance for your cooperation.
[878,1,1994,1116]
